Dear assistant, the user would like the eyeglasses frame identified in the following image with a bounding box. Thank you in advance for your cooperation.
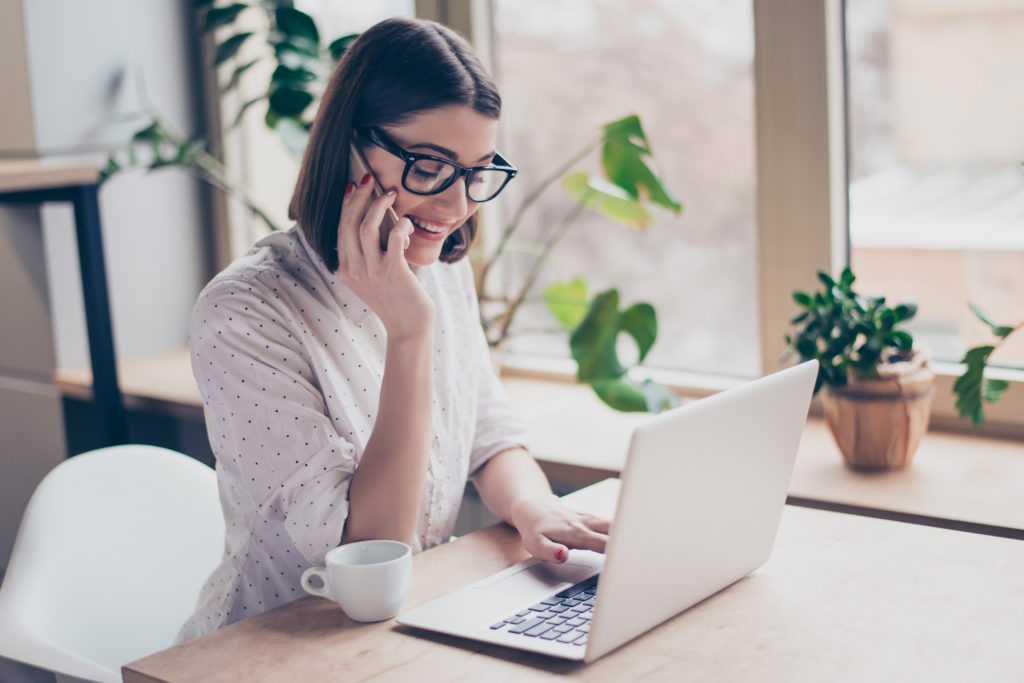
[357,126,517,203]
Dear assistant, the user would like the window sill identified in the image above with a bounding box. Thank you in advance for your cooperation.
[501,375,1024,536]
[56,350,1024,535]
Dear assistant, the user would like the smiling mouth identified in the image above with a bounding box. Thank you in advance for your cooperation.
[408,217,453,235]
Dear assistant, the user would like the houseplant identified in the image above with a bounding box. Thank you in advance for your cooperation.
[101,2,684,414]
[783,267,934,471]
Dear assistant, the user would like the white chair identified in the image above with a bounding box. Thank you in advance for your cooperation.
[0,445,224,683]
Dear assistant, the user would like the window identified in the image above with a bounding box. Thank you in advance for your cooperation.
[847,0,1024,369]
[490,0,759,378]
[485,0,1023,433]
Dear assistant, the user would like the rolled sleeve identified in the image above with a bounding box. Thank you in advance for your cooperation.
[190,278,358,564]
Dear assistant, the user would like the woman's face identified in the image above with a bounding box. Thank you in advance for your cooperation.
[362,105,499,268]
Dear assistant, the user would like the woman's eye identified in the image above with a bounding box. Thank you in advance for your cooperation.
[411,167,441,180]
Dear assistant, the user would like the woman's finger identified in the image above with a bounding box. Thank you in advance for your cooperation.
[385,217,414,259]
[561,527,607,554]
[337,181,368,267]
[582,515,611,536]
[526,533,568,564]
[358,190,398,269]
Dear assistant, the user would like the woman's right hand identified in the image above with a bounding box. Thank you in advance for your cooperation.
[336,175,435,340]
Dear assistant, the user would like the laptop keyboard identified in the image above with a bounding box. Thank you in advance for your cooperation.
[489,574,599,646]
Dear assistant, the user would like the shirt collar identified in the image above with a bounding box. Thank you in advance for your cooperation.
[292,224,374,326]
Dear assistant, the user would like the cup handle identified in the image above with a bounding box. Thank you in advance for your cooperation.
[300,566,330,598]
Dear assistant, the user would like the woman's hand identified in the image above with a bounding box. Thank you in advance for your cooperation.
[509,496,610,563]
[336,176,434,339]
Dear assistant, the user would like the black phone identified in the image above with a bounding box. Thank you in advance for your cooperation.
[349,142,399,251]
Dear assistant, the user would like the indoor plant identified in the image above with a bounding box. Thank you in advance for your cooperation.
[783,267,934,471]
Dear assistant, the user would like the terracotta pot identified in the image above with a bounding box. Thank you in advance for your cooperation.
[820,353,935,472]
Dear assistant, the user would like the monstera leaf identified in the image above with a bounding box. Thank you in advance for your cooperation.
[545,281,679,413]
[601,115,683,213]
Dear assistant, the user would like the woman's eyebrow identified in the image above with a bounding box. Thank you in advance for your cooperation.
[407,142,494,164]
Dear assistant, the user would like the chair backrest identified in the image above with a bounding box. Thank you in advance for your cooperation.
[0,445,224,682]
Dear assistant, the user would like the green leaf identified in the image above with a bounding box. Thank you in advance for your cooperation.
[271,64,317,85]
[131,122,161,143]
[817,271,836,289]
[600,115,682,214]
[275,6,319,46]
[570,290,626,382]
[793,291,813,307]
[274,116,310,159]
[268,86,314,117]
[175,137,207,164]
[544,278,589,332]
[222,57,261,93]
[886,330,914,351]
[214,32,253,66]
[562,172,652,228]
[969,303,1015,339]
[839,266,856,289]
[954,345,995,427]
[273,36,320,61]
[619,303,657,363]
[590,377,649,412]
[328,33,359,61]
[98,155,121,184]
[202,3,248,32]
[983,378,1009,403]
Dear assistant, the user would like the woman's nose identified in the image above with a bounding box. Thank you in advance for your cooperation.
[433,175,469,215]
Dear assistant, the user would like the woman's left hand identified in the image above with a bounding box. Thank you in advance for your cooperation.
[509,496,610,563]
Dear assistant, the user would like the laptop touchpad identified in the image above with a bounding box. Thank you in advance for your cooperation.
[478,560,596,595]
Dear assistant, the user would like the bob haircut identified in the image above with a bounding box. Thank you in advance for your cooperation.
[288,17,501,271]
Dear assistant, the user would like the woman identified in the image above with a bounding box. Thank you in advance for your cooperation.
[178,17,608,640]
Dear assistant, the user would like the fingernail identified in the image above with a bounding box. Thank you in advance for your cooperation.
[385,189,396,197]
[360,173,371,186]
[555,547,566,562]
[344,183,354,196]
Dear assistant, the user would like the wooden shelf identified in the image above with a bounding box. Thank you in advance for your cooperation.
[57,350,1024,533]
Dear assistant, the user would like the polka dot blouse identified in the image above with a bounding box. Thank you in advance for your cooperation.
[176,227,530,641]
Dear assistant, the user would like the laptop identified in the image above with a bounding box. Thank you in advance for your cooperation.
[396,360,818,662]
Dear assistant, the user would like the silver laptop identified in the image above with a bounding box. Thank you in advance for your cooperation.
[397,360,818,662]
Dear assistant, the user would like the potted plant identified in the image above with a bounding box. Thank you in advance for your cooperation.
[783,267,934,471]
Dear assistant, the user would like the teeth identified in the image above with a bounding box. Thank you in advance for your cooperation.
[410,217,447,234]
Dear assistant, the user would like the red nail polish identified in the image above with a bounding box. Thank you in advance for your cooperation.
[344,183,354,196]
[555,547,566,561]
[360,173,371,186]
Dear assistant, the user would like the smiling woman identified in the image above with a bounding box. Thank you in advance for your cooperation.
[176,16,610,643]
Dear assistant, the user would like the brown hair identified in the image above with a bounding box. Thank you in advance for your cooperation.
[288,17,501,270]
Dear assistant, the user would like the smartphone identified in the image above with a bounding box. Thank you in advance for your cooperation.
[349,142,400,251]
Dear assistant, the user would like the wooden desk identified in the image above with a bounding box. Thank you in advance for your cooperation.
[0,159,127,445]
[123,479,1023,682]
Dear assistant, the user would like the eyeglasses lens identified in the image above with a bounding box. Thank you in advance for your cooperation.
[406,159,508,202]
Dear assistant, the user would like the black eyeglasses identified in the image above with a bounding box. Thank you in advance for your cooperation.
[357,127,517,203]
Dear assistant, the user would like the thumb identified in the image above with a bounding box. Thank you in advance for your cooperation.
[386,217,414,257]
[528,535,569,564]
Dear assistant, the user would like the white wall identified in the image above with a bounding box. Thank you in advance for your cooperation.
[22,0,208,367]
[0,0,209,572]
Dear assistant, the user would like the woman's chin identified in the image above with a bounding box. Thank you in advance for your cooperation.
[403,243,443,268]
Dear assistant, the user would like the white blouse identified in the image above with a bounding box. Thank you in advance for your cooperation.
[177,227,530,641]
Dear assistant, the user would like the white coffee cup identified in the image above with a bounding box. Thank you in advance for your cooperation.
[300,539,412,622]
